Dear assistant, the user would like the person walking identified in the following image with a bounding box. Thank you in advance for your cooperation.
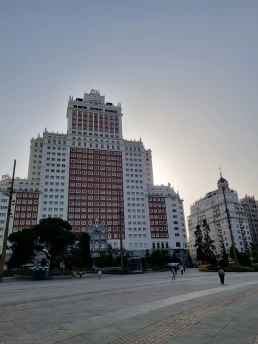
[72,270,76,279]
[98,269,102,280]
[174,265,178,275]
[218,267,225,285]
[79,270,82,279]
[180,265,184,275]
[171,267,176,280]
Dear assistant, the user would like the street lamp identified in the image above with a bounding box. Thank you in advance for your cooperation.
[221,181,239,266]
[0,160,16,283]
[118,208,124,273]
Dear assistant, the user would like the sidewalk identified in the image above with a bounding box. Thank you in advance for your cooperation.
[113,287,258,344]
[167,290,258,344]
[1,273,258,344]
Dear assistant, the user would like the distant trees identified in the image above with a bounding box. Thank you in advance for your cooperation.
[33,218,76,270]
[219,245,229,267]
[171,252,181,264]
[229,245,251,266]
[194,220,216,265]
[8,228,36,269]
[8,218,91,270]
[194,224,206,264]
[150,249,165,268]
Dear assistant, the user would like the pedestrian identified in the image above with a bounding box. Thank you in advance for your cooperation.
[98,269,102,280]
[218,267,225,285]
[174,265,178,275]
[79,270,82,279]
[183,265,186,273]
[72,270,76,279]
[180,265,184,275]
[171,267,176,280]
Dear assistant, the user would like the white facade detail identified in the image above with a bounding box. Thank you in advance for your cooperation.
[188,176,252,261]
[0,178,42,253]
[0,90,187,258]
[147,184,188,262]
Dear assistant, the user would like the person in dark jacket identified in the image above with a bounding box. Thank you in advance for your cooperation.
[171,267,176,280]
[218,267,225,284]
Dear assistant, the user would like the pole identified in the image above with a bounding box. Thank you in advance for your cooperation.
[119,209,124,274]
[222,186,239,266]
[0,160,16,282]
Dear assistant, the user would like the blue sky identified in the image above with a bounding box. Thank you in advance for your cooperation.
[0,0,258,216]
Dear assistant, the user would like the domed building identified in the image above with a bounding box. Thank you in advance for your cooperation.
[217,176,229,190]
[188,175,252,262]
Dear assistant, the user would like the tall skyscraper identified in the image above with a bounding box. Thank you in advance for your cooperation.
[0,90,188,260]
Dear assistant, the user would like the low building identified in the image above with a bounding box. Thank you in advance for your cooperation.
[0,177,43,253]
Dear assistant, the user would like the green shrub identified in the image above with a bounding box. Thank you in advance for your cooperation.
[224,265,256,272]
[3,270,15,277]
[199,264,212,271]
[15,270,34,276]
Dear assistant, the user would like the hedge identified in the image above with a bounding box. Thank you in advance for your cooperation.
[199,264,212,271]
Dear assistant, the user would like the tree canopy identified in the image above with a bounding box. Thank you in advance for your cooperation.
[7,218,91,270]
[194,224,206,263]
[150,249,165,267]
[194,220,216,265]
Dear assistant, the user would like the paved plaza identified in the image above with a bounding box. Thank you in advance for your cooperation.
[1,269,258,344]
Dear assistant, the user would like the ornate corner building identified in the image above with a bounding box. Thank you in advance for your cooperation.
[188,176,253,261]
[0,90,188,260]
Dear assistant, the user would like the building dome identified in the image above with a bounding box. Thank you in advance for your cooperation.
[217,175,229,190]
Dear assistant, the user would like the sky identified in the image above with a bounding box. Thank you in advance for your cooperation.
[0,0,258,218]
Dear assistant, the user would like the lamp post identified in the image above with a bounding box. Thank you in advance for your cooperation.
[119,208,124,274]
[0,160,16,283]
[221,185,239,266]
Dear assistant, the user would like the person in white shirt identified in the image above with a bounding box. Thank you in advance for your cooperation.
[98,270,102,280]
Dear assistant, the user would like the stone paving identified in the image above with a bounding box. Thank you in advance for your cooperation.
[113,288,258,344]
[1,270,258,344]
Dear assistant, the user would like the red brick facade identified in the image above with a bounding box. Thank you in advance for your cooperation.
[13,192,39,231]
[72,110,120,134]
[148,197,168,239]
[68,147,124,239]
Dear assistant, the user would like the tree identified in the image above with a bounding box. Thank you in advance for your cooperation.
[228,246,251,266]
[8,218,77,270]
[171,252,181,263]
[145,249,151,265]
[7,228,36,269]
[41,258,48,267]
[96,251,115,268]
[220,245,229,267]
[194,224,206,264]
[34,218,76,270]
[250,243,258,259]
[238,253,251,266]
[115,253,128,270]
[202,220,216,265]
[229,245,239,260]
[151,249,165,268]
[194,221,216,265]
[77,232,91,267]
[188,253,193,265]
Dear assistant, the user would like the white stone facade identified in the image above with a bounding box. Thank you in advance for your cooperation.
[240,196,258,246]
[1,90,187,257]
[0,178,42,253]
[188,177,252,261]
[147,185,188,262]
